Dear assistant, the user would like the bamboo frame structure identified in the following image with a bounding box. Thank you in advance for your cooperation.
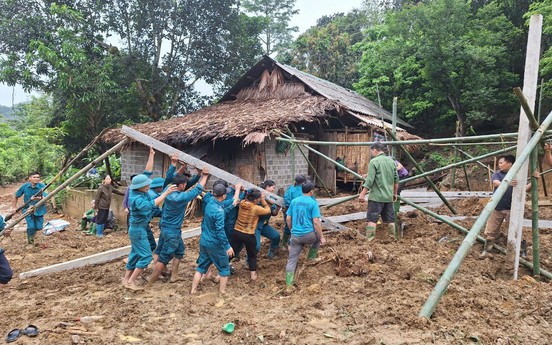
[419,108,552,318]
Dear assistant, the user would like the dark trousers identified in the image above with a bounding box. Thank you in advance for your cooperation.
[231,230,258,271]
[0,251,13,285]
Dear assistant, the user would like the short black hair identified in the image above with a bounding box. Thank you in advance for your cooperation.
[247,189,262,201]
[213,184,227,197]
[302,181,315,194]
[294,174,306,185]
[500,155,515,164]
[371,142,386,152]
[173,174,188,186]
[214,179,228,188]
[130,174,138,181]
[29,171,40,177]
[261,179,275,189]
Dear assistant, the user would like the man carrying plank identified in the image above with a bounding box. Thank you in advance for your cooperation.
[13,171,48,245]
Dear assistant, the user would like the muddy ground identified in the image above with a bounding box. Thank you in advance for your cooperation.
[1,184,552,344]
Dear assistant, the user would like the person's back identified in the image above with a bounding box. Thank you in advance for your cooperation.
[365,154,397,202]
[288,195,320,236]
[201,198,227,248]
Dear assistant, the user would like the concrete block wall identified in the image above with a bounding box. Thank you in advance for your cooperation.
[121,144,165,183]
[63,187,126,225]
[264,138,308,192]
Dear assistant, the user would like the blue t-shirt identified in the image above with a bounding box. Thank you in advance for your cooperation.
[200,198,231,250]
[284,185,303,209]
[492,170,513,211]
[128,190,156,226]
[161,184,203,230]
[147,189,163,217]
[287,195,321,236]
[15,182,47,216]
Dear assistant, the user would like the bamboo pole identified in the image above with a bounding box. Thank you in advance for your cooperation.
[451,146,458,189]
[430,141,518,146]
[531,149,540,276]
[514,87,540,130]
[385,129,457,214]
[274,131,541,147]
[462,164,471,191]
[323,193,359,208]
[419,107,552,319]
[392,97,397,158]
[455,147,494,173]
[400,196,552,279]
[1,139,128,236]
[3,129,107,222]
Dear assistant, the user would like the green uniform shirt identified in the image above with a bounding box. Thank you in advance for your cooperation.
[363,153,399,202]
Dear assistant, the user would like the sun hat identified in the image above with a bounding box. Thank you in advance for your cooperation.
[150,177,165,189]
[130,174,152,190]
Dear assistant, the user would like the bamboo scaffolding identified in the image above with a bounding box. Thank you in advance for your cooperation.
[430,141,518,146]
[400,146,516,184]
[385,129,457,214]
[1,139,128,236]
[454,147,494,173]
[400,197,552,280]
[274,131,552,147]
[419,107,552,319]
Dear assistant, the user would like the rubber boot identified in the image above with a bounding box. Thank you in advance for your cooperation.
[267,247,277,259]
[307,247,318,260]
[96,224,104,238]
[387,223,396,238]
[479,239,494,259]
[27,234,35,245]
[80,219,88,231]
[365,225,376,241]
[86,223,96,235]
[285,272,294,287]
[281,233,290,248]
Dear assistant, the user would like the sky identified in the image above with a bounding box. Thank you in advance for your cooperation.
[0,0,363,107]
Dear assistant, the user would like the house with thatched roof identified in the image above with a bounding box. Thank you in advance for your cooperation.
[103,56,419,194]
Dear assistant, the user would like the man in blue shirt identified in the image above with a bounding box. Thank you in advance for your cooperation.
[282,174,307,248]
[13,171,47,244]
[147,169,209,287]
[191,183,241,295]
[284,181,326,288]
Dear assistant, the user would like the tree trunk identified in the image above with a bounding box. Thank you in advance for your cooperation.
[448,94,467,137]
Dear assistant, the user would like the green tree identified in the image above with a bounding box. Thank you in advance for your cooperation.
[355,0,521,136]
[286,10,369,89]
[242,0,298,56]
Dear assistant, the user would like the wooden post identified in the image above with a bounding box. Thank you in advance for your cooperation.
[120,126,347,231]
[531,148,540,276]
[507,15,542,280]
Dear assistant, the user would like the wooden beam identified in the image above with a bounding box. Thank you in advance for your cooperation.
[19,227,202,279]
[507,15,542,279]
[121,126,347,232]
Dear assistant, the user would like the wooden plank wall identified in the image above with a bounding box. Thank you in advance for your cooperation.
[327,129,371,182]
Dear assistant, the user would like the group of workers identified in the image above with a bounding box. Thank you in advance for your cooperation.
[1,141,551,292]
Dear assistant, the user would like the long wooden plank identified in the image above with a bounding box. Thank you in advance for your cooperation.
[507,15,542,279]
[19,227,202,279]
[121,125,347,231]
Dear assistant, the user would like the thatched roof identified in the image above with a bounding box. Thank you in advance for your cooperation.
[103,95,337,145]
[103,56,419,146]
[222,56,411,128]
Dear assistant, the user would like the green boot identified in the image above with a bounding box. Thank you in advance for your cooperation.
[281,233,290,248]
[307,248,318,260]
[27,235,35,245]
[85,223,97,236]
[365,225,376,241]
[80,219,88,231]
[285,272,294,287]
[387,223,396,238]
